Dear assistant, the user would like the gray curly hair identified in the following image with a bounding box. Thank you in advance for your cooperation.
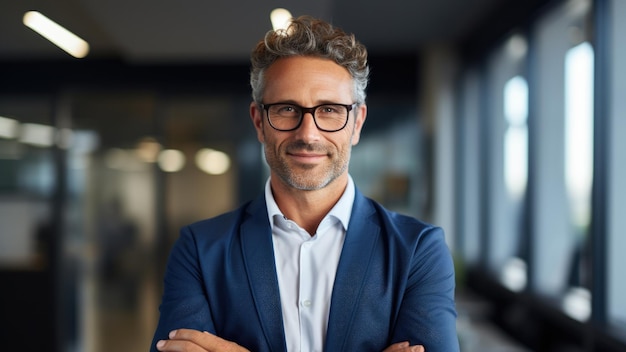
[250,15,369,105]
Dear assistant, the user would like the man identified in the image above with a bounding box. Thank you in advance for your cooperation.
[151,15,459,352]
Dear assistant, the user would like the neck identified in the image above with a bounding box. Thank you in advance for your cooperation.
[271,173,348,235]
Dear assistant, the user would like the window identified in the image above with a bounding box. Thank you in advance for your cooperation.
[531,0,593,321]
[484,33,529,290]
[608,0,626,331]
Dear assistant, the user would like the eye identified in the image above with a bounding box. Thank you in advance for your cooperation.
[279,105,295,112]
[270,104,300,116]
[319,105,340,114]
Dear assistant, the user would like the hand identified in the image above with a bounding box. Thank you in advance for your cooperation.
[383,341,425,352]
[156,329,250,352]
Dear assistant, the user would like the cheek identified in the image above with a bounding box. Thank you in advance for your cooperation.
[329,136,353,154]
[338,128,358,147]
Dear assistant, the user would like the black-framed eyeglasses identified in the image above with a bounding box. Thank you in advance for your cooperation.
[260,102,356,132]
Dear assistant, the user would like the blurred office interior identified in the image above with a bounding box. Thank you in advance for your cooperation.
[0,0,625,351]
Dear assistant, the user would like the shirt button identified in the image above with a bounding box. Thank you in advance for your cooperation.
[302,300,312,307]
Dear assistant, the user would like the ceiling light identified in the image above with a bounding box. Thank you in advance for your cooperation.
[158,149,186,173]
[0,116,19,139]
[23,11,90,58]
[19,123,55,147]
[195,148,231,175]
[270,8,293,32]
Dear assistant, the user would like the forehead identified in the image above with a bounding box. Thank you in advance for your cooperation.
[262,56,354,102]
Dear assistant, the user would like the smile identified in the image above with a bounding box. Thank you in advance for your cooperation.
[287,151,327,163]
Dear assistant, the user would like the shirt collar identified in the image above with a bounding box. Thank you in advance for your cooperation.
[264,175,355,231]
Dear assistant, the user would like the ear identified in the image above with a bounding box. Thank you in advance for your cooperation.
[350,103,367,146]
[250,102,265,143]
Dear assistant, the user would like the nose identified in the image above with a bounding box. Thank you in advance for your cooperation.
[294,111,321,141]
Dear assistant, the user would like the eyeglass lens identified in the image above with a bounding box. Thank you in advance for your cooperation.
[267,104,349,131]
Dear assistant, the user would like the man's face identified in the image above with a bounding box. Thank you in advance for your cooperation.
[250,56,367,191]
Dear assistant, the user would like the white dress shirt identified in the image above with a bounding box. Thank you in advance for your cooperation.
[265,176,355,352]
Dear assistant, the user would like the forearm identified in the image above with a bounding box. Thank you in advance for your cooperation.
[390,228,460,351]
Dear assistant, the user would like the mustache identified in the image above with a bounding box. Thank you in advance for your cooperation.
[285,140,327,153]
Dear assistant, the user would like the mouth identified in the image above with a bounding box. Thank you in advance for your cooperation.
[284,141,330,165]
[287,151,327,164]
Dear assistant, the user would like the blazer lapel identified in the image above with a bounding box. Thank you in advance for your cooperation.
[325,191,380,350]
[240,195,287,352]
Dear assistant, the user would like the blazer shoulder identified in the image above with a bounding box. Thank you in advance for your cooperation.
[183,199,259,242]
[364,196,443,243]
[354,197,447,252]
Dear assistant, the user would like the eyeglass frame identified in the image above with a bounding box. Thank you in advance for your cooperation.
[259,102,357,132]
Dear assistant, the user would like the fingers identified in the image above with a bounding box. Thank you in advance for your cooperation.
[157,331,422,352]
[383,341,425,352]
[156,329,202,352]
[156,330,209,352]
[156,329,249,352]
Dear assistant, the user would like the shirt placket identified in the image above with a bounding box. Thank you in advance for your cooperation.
[299,238,316,352]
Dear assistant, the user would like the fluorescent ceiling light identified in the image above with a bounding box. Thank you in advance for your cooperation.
[19,123,55,147]
[0,116,19,139]
[23,11,90,58]
[270,8,293,32]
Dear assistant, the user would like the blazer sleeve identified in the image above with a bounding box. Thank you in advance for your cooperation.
[149,225,215,352]
[390,226,460,352]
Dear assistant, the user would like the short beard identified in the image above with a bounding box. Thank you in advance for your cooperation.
[265,140,350,191]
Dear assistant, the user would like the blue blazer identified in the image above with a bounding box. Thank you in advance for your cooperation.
[150,189,459,352]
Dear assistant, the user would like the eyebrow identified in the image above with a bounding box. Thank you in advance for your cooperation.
[266,100,349,106]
